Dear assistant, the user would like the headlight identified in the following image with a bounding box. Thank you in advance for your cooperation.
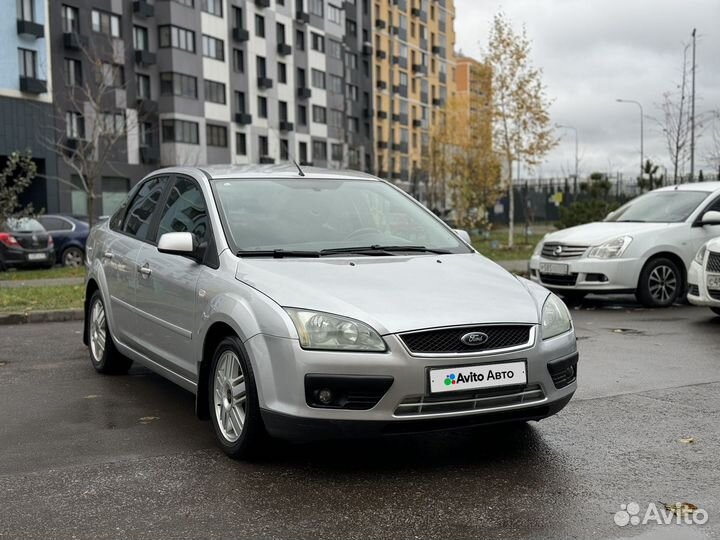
[587,236,633,259]
[285,308,387,351]
[695,245,707,265]
[541,294,572,340]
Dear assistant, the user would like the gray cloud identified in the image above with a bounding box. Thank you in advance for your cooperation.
[454,0,720,179]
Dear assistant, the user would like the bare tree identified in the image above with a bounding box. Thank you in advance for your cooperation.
[707,110,720,176]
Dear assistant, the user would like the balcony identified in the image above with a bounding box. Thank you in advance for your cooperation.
[63,137,81,155]
[378,141,389,149]
[396,84,408,97]
[139,145,159,164]
[133,0,154,18]
[412,64,427,74]
[432,45,446,57]
[297,87,312,99]
[255,0,270,7]
[376,110,388,119]
[279,121,294,132]
[19,76,46,94]
[376,80,387,90]
[296,11,310,23]
[362,43,373,56]
[136,99,158,115]
[259,156,275,164]
[134,49,156,66]
[276,43,292,56]
[16,19,44,39]
[412,118,423,128]
[411,8,428,22]
[375,49,386,60]
[391,113,400,122]
[374,19,386,30]
[420,91,428,103]
[257,77,273,89]
[392,56,407,69]
[233,28,249,42]
[63,32,88,50]
[432,97,444,107]
[235,113,252,125]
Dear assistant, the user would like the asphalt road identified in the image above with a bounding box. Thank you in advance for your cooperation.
[1,297,719,539]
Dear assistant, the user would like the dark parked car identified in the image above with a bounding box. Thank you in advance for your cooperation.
[37,215,89,267]
[0,218,54,270]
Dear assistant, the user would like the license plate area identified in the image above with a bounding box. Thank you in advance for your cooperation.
[27,253,46,261]
[708,275,720,290]
[429,361,527,394]
[539,262,569,275]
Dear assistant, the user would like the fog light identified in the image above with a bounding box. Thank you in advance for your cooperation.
[317,388,333,405]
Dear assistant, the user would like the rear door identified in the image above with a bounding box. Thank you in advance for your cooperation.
[134,174,214,379]
[102,176,169,348]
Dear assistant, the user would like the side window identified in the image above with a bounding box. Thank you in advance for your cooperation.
[122,177,168,241]
[707,196,720,213]
[157,176,209,243]
[39,217,69,231]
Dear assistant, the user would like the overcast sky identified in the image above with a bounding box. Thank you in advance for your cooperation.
[454,0,720,180]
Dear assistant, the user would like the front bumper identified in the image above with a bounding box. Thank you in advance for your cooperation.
[245,328,578,440]
[688,260,720,307]
[529,254,641,292]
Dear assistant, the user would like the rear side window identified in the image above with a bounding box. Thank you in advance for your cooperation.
[39,217,72,231]
[122,177,168,241]
[156,176,209,243]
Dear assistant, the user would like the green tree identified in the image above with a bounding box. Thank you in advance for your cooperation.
[557,172,619,228]
[0,151,38,223]
[637,159,664,193]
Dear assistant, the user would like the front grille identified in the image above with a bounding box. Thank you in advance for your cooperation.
[541,243,588,259]
[707,252,720,273]
[539,273,579,286]
[710,290,720,301]
[688,284,700,296]
[394,384,545,417]
[400,325,532,354]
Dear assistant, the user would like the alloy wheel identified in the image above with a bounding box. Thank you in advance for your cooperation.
[213,351,247,443]
[89,299,107,362]
[648,265,677,304]
[63,248,84,267]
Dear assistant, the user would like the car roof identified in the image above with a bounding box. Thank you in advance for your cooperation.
[654,182,720,193]
[151,164,382,182]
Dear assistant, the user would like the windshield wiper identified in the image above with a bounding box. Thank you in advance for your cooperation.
[237,249,321,258]
[320,245,452,256]
[615,219,646,223]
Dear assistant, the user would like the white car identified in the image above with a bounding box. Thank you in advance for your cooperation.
[529,183,720,307]
[688,237,720,316]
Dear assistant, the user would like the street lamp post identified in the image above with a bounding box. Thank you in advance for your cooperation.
[556,124,579,193]
[616,99,644,183]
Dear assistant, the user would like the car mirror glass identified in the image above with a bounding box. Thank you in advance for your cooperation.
[701,210,720,226]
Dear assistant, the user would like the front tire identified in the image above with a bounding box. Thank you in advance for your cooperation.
[208,337,267,460]
[636,258,682,308]
[87,290,132,374]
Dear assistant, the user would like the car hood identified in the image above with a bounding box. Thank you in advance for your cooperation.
[235,254,541,335]
[544,222,678,246]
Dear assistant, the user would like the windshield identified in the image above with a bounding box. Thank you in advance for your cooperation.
[606,191,709,223]
[4,218,45,232]
[212,178,470,254]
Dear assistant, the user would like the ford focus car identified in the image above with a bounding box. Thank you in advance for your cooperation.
[688,237,720,316]
[529,183,720,307]
[83,165,578,459]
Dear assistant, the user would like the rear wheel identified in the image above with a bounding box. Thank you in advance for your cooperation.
[712,307,720,317]
[209,337,267,460]
[636,258,682,308]
[62,247,84,267]
[87,290,132,374]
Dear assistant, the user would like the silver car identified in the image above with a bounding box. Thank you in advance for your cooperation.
[84,165,578,459]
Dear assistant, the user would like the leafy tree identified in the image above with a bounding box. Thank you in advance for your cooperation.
[557,172,619,228]
[485,12,556,246]
[637,159,664,193]
[0,151,38,223]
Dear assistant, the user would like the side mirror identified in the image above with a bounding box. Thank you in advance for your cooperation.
[453,229,471,244]
[701,210,720,226]
[158,232,198,257]
[605,210,616,221]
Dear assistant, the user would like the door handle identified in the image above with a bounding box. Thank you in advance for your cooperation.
[138,263,152,277]
[102,251,113,259]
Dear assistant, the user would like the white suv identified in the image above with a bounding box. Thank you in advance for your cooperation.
[529,183,720,307]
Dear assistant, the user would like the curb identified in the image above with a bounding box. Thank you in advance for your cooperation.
[0,309,84,325]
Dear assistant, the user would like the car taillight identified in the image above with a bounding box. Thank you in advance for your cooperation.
[48,235,54,246]
[0,233,20,247]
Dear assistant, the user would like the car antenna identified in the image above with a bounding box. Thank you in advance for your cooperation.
[292,159,305,177]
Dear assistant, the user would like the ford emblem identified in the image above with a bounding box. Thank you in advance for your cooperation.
[460,332,489,346]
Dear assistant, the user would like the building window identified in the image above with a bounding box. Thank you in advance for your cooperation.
[299,141,308,163]
[162,119,199,144]
[311,32,324,52]
[100,63,124,87]
[236,132,247,155]
[233,49,244,72]
[91,9,120,38]
[204,79,226,104]
[99,112,125,135]
[258,96,268,118]
[235,91,246,112]
[61,5,79,33]
[278,62,287,84]
[327,39,343,60]
[329,74,343,94]
[277,22,286,44]
[312,105,326,124]
[18,0,34,22]
[279,101,288,121]
[202,35,224,61]
[311,69,325,89]
[346,83,358,100]
[206,124,227,147]
[160,72,198,99]
[256,56,267,78]
[159,25,196,53]
[133,26,149,51]
[348,116,359,133]
[309,0,323,17]
[255,14,265,38]
[345,51,357,69]
[173,0,194,6]
[331,143,343,161]
[296,30,305,51]
[201,0,222,17]
[312,140,327,161]
[64,58,82,86]
[136,73,151,99]
[232,6,244,29]
[258,135,269,157]
[298,105,307,126]
[280,139,289,160]
[328,4,342,24]
[329,109,343,128]
[65,111,84,139]
[346,19,357,36]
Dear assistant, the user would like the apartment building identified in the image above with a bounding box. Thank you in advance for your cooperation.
[372,0,455,201]
[1,0,58,212]
[454,54,492,154]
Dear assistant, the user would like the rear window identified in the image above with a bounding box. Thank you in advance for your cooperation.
[5,218,46,232]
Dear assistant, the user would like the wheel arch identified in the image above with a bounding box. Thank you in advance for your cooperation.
[196,321,240,420]
[83,279,100,346]
[637,251,687,292]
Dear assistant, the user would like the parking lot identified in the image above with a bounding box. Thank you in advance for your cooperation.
[1,297,719,539]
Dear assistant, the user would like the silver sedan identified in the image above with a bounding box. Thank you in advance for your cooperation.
[84,165,578,459]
